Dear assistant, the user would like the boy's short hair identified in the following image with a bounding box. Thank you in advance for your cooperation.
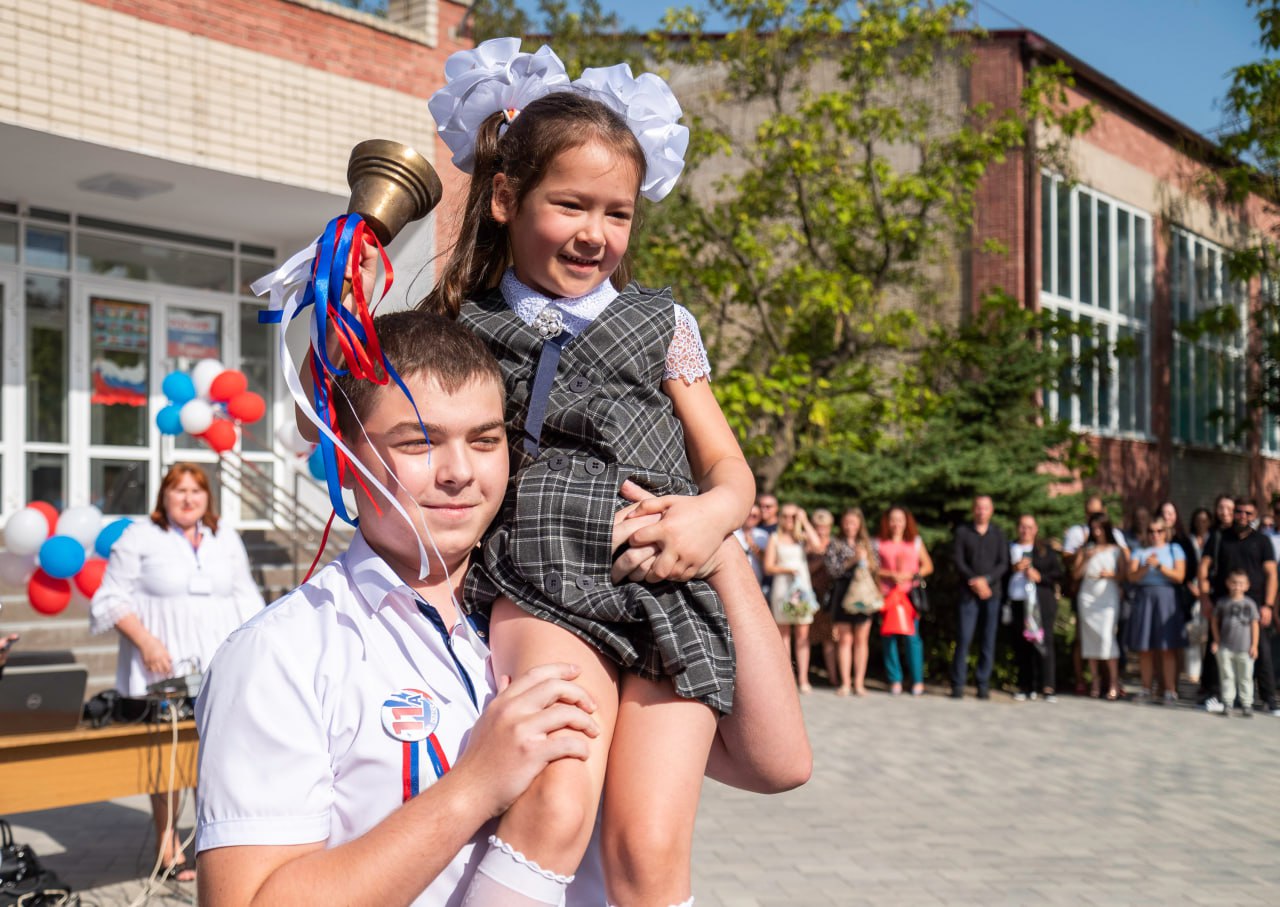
[332,311,503,438]
[1226,568,1250,583]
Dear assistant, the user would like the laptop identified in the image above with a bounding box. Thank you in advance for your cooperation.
[0,654,88,735]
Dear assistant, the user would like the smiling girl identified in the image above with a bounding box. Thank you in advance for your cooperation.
[423,39,757,907]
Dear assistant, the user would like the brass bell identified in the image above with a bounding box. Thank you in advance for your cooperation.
[346,140,444,245]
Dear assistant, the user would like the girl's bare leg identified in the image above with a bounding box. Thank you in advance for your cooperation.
[852,620,871,694]
[794,623,812,691]
[835,625,853,692]
[1138,651,1154,692]
[465,597,619,905]
[602,674,718,907]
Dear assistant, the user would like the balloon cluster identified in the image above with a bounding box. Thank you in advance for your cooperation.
[276,419,328,482]
[156,359,267,453]
[1,503,133,615]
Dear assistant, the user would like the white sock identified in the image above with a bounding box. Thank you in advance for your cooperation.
[608,899,693,907]
[461,835,572,907]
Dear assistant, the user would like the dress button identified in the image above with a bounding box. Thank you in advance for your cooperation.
[546,571,563,594]
[549,454,570,471]
[584,458,605,476]
[575,575,595,591]
[569,375,591,393]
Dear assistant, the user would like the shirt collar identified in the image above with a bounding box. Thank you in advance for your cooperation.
[342,530,416,613]
[499,268,619,337]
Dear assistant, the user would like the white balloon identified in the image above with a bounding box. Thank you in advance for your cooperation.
[0,551,36,587]
[192,359,226,400]
[275,419,314,456]
[56,505,103,549]
[180,399,215,435]
[3,509,50,556]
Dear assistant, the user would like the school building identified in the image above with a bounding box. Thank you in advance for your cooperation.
[0,0,469,530]
[968,31,1280,515]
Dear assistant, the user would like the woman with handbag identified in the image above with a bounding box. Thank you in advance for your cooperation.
[1008,514,1064,701]
[876,506,933,696]
[766,503,823,692]
[824,508,879,696]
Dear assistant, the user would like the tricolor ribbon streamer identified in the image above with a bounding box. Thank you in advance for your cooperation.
[251,215,443,581]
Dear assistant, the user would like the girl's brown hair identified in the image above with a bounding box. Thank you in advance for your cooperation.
[878,506,918,543]
[151,462,219,533]
[421,91,646,318]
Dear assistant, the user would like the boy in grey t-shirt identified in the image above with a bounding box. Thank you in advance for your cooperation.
[1212,569,1261,717]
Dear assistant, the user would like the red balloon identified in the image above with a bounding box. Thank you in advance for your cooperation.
[74,557,108,598]
[202,418,238,453]
[227,391,266,424]
[28,501,58,537]
[29,569,72,615]
[209,370,249,403]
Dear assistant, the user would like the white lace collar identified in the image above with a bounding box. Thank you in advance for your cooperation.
[499,269,619,337]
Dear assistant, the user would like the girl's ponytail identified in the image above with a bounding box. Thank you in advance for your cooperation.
[422,112,509,318]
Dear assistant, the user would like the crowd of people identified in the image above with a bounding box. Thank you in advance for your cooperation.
[737,491,1280,718]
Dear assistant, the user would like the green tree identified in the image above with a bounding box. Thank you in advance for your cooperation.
[784,292,1094,684]
[1198,0,1280,424]
[465,0,644,75]
[636,0,1093,489]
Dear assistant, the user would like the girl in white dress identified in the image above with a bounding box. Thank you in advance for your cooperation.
[765,503,822,691]
[1072,512,1127,700]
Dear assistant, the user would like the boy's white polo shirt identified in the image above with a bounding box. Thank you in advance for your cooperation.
[196,531,605,905]
[196,531,498,904]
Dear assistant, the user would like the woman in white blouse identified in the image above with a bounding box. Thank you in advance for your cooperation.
[91,461,264,881]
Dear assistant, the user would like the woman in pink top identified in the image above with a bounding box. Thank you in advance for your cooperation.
[876,506,934,696]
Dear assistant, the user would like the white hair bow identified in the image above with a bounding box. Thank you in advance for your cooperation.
[428,37,689,202]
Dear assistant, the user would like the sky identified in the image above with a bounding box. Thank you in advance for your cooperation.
[533,0,1268,140]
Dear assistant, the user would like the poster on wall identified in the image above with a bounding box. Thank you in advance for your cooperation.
[167,310,221,360]
[91,299,148,407]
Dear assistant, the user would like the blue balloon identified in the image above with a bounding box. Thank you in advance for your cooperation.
[156,404,184,436]
[307,446,327,481]
[162,371,197,404]
[39,535,86,580]
[94,517,133,559]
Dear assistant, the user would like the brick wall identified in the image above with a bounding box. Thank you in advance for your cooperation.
[1,0,467,200]
[968,38,1027,311]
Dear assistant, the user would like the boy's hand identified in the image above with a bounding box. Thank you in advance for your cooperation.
[1251,645,1259,659]
[452,663,598,819]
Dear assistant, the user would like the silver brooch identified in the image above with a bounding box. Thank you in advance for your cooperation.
[533,307,565,340]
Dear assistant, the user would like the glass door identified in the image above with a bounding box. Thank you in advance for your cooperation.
[160,296,236,520]
[85,289,154,516]
[0,270,18,514]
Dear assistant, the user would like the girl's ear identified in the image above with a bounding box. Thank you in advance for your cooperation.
[491,173,515,224]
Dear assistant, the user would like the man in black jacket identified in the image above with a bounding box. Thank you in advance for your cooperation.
[951,495,1010,699]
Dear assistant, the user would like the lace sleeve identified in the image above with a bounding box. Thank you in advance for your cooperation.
[665,304,712,383]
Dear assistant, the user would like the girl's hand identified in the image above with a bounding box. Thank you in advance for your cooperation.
[625,493,730,583]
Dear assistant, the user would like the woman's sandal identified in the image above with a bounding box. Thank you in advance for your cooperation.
[1105,689,1121,701]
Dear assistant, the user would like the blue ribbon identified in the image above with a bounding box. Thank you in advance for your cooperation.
[258,214,435,527]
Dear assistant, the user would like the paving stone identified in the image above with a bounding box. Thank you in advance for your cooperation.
[7,686,1278,904]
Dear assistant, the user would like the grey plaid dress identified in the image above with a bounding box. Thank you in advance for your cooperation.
[459,284,735,713]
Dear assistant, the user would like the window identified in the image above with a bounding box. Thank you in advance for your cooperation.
[1039,173,1152,435]
[1170,228,1247,449]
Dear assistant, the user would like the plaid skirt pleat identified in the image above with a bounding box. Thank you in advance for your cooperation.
[460,287,735,713]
